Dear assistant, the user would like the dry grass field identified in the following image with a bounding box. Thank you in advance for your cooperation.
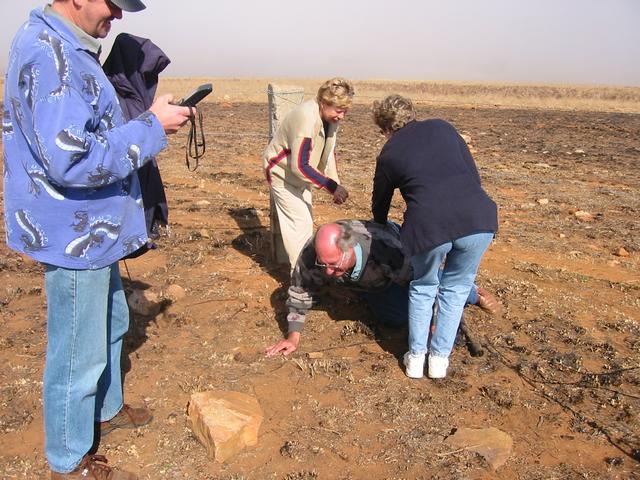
[1,78,639,479]
[155,78,640,113]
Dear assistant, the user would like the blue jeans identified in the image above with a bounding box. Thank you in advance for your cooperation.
[358,280,479,327]
[43,263,128,473]
[408,232,494,358]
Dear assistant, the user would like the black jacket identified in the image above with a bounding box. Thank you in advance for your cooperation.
[372,119,497,256]
[103,33,170,250]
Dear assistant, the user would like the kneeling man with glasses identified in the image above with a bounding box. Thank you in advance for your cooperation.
[265,220,499,357]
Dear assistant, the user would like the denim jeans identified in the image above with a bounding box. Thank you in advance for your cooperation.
[43,263,128,473]
[358,279,479,328]
[408,232,494,358]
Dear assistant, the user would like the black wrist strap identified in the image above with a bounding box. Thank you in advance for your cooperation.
[185,106,206,171]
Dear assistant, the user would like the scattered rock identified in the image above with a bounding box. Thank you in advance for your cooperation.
[196,200,211,206]
[164,284,187,302]
[445,426,513,470]
[614,247,630,257]
[127,289,161,316]
[187,390,263,463]
[573,210,594,221]
[559,233,566,239]
[199,229,211,239]
[307,352,324,359]
[460,133,473,145]
[536,198,549,205]
[220,95,233,108]
[519,202,537,210]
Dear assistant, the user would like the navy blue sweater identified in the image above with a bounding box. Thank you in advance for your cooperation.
[371,119,497,256]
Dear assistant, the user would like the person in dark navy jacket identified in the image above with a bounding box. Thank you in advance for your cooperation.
[371,95,498,380]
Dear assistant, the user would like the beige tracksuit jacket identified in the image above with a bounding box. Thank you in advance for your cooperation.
[263,99,340,192]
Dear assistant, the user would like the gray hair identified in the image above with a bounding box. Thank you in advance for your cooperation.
[336,224,357,253]
[372,94,416,133]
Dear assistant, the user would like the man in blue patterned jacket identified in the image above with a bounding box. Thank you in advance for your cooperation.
[2,1,191,478]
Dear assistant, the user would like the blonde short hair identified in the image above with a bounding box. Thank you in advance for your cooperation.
[372,94,416,133]
[317,77,355,109]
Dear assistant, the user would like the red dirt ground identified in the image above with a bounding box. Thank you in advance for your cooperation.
[1,102,639,479]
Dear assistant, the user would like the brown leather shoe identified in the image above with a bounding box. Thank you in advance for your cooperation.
[476,286,502,316]
[99,404,153,437]
[50,454,138,479]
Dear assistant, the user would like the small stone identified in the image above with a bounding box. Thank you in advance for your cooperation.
[165,284,187,301]
[199,229,211,239]
[196,200,211,206]
[307,352,324,359]
[559,233,566,239]
[574,148,585,154]
[127,289,161,316]
[187,390,263,463]
[460,133,473,145]
[573,210,594,221]
[536,198,549,205]
[615,247,630,257]
[520,203,536,210]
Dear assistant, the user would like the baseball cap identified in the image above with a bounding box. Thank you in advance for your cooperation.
[110,0,146,12]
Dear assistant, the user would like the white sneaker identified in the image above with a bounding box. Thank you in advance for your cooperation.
[428,355,449,379]
[403,351,425,379]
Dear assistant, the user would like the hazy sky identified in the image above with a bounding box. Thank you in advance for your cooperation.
[1,0,639,86]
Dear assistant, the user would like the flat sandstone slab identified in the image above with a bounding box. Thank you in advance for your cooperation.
[187,390,264,463]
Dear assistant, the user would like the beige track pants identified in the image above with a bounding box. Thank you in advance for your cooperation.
[270,182,313,271]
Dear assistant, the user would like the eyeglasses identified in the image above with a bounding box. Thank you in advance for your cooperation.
[315,251,348,271]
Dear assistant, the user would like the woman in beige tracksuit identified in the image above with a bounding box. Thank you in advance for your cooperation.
[263,78,354,270]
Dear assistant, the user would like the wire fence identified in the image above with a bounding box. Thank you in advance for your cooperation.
[222,87,640,115]
[195,87,640,141]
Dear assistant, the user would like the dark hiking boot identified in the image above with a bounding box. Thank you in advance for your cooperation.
[50,455,137,479]
[99,404,153,437]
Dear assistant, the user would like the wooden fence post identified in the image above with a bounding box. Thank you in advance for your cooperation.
[267,84,305,265]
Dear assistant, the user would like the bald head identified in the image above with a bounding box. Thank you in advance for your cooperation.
[314,223,356,277]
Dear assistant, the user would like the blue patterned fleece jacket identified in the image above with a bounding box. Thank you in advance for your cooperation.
[2,8,167,269]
